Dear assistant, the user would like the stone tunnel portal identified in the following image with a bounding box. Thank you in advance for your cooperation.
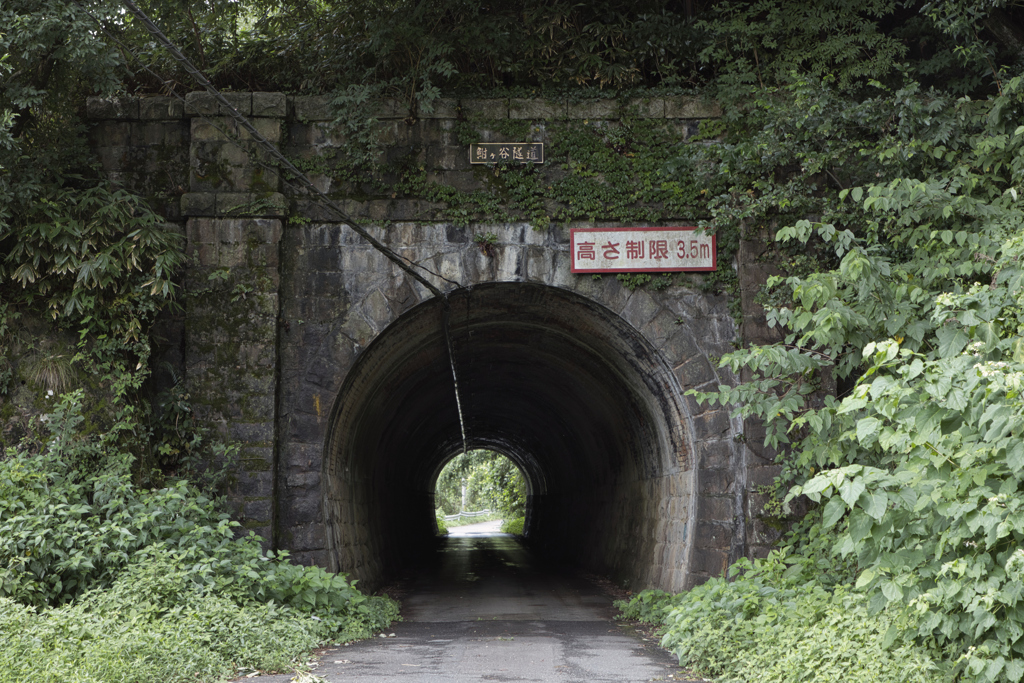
[323,282,699,591]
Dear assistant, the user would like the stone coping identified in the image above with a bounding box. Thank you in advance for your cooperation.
[86,93,721,122]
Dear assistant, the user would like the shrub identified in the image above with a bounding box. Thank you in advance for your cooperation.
[500,516,524,535]
[613,589,680,624]
[618,555,941,683]
[0,392,399,681]
[435,511,449,536]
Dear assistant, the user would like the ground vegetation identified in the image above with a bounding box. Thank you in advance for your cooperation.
[0,3,398,679]
[5,0,1024,680]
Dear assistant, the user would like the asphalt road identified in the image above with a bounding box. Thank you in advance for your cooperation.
[237,527,702,682]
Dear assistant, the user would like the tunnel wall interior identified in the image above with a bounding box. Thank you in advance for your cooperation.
[324,283,697,590]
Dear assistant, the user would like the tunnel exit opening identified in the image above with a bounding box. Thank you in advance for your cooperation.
[323,282,698,592]
[432,449,531,536]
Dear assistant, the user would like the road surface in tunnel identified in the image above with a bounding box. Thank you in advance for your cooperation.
[240,526,701,682]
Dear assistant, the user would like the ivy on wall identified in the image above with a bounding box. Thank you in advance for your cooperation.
[294,98,742,306]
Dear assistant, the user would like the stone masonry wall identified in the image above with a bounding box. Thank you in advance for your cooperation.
[86,92,780,590]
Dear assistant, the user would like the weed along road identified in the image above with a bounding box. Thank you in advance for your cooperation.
[239,529,699,682]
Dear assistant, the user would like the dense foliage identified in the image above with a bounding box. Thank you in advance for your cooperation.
[434,449,527,519]
[679,2,1024,681]
[617,556,939,682]
[107,0,705,98]
[0,0,181,343]
[6,0,1024,680]
[0,392,398,681]
[2,4,400,679]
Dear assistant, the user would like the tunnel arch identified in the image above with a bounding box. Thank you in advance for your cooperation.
[322,282,700,590]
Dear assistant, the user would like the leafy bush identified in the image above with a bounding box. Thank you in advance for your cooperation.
[435,511,449,536]
[618,556,940,683]
[0,578,326,683]
[0,392,398,681]
[613,588,679,624]
[693,73,1024,680]
[500,516,524,535]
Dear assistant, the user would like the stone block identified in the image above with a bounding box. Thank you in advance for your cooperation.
[284,524,327,552]
[674,357,716,388]
[132,121,186,147]
[445,224,470,244]
[181,192,216,217]
[286,471,321,489]
[698,440,733,471]
[695,520,731,549]
[89,121,131,147]
[239,117,282,144]
[86,96,139,120]
[283,440,322,467]
[460,98,508,119]
[190,117,232,142]
[691,548,729,576]
[248,217,284,244]
[252,91,287,118]
[371,98,405,119]
[95,146,131,172]
[426,170,483,193]
[628,97,665,118]
[139,96,184,119]
[658,329,700,367]
[290,96,333,122]
[290,549,330,567]
[640,309,681,348]
[693,409,733,439]
[567,99,619,120]
[620,289,660,330]
[526,246,556,283]
[243,498,274,522]
[700,496,735,523]
[189,242,219,267]
[510,98,566,120]
[748,464,782,488]
[286,411,326,444]
[699,470,734,495]
[213,219,243,243]
[419,98,458,119]
[214,192,287,217]
[185,91,252,117]
[429,145,471,171]
[228,421,275,442]
[665,96,722,119]
[278,494,323,527]
[232,468,274,498]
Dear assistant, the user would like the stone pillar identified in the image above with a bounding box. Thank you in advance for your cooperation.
[184,217,282,544]
[181,91,288,546]
[736,231,787,560]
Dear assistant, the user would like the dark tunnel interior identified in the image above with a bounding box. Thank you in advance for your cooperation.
[323,282,695,590]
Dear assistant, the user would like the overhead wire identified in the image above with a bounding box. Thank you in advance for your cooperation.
[72,0,472,454]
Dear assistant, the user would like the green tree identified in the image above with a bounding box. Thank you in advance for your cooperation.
[434,450,526,517]
[685,2,1024,680]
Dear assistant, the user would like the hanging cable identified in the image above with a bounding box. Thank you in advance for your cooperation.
[442,296,469,458]
[75,0,473,451]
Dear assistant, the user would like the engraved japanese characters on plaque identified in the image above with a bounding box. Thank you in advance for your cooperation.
[470,143,544,164]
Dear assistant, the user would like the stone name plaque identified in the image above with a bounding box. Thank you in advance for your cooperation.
[470,142,544,164]
[570,226,716,273]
